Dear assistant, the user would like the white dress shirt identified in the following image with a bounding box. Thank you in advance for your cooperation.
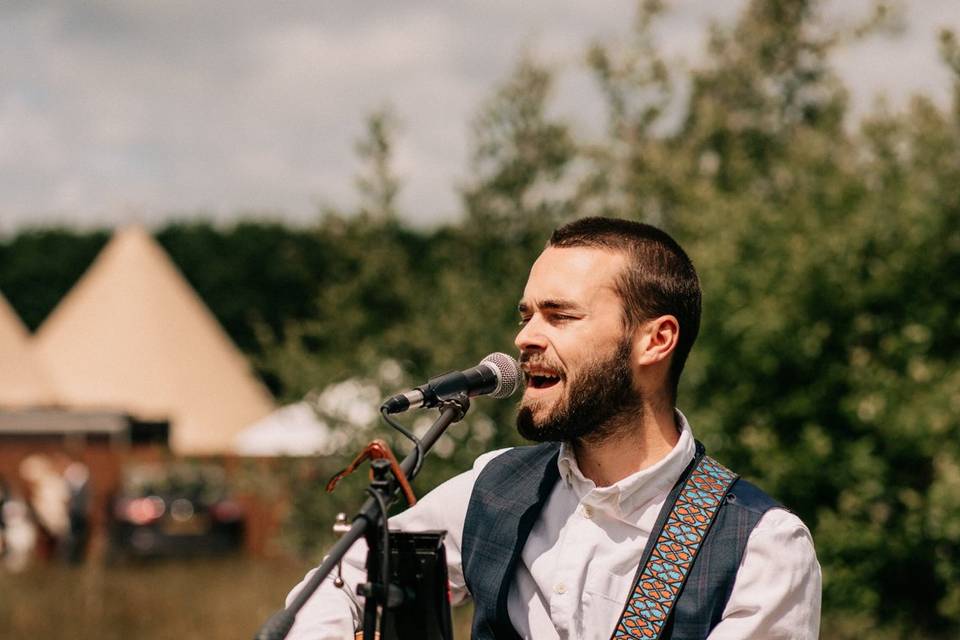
[286,413,821,639]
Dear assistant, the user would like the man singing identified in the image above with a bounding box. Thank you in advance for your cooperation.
[285,217,821,639]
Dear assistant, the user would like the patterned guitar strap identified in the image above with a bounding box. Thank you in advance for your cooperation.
[611,449,738,639]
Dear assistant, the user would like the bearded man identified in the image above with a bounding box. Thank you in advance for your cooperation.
[285,217,821,639]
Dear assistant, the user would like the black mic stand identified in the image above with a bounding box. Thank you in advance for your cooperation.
[254,394,470,640]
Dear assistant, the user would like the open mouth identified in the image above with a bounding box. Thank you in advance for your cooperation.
[525,371,562,390]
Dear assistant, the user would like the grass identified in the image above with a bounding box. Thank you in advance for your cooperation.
[6,556,951,639]
[0,556,310,639]
[0,556,473,639]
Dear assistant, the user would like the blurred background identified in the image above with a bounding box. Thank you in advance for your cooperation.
[1,0,958,638]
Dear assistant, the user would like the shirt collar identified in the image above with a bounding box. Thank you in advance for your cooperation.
[556,409,697,520]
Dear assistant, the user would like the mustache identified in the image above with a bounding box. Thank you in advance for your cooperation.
[519,352,563,373]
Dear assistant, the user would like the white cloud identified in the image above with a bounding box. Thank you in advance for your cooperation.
[0,0,956,232]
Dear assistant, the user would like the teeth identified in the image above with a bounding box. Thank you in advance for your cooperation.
[528,372,560,385]
[522,366,561,388]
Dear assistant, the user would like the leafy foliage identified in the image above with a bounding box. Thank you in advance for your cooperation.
[0,228,109,330]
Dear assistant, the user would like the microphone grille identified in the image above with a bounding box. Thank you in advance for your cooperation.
[481,352,522,399]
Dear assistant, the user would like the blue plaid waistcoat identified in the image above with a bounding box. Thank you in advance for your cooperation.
[461,442,779,640]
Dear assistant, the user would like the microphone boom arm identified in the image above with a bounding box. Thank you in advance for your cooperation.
[253,395,471,640]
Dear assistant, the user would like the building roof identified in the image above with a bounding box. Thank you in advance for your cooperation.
[33,226,275,455]
[0,408,129,435]
[0,291,58,408]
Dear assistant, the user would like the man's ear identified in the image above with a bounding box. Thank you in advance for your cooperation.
[632,315,679,367]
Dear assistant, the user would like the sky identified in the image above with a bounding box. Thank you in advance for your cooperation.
[1,1,958,233]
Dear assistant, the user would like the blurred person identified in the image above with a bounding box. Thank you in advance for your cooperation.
[2,493,37,572]
[285,217,821,639]
[63,459,91,563]
[19,453,70,561]
[0,474,7,557]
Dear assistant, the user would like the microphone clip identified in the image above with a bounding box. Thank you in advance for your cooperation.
[435,392,470,421]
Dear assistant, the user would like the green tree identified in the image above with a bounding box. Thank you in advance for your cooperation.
[0,228,109,329]
[463,55,575,233]
[354,108,402,222]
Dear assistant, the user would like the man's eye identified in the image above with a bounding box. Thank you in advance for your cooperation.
[518,317,531,326]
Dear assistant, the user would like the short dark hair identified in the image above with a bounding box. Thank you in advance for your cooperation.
[548,216,701,402]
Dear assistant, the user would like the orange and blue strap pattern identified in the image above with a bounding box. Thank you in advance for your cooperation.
[611,455,738,639]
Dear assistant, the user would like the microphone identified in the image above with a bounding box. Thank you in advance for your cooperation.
[381,352,521,414]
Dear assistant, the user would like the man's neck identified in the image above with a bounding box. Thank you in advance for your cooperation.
[571,402,680,487]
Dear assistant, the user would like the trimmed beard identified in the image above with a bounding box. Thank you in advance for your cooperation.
[516,336,642,443]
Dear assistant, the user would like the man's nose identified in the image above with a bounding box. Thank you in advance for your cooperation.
[515,316,547,352]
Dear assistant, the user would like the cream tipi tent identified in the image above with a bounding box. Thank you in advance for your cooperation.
[0,292,57,408]
[33,227,275,455]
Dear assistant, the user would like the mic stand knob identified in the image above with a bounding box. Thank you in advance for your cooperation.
[332,513,350,588]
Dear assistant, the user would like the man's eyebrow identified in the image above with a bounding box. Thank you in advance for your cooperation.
[517,299,582,314]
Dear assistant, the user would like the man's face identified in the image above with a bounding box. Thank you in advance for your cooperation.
[514,246,641,442]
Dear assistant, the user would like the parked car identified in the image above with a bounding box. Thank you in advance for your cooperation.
[108,462,244,558]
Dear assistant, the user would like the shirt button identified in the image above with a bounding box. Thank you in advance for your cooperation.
[553,583,567,595]
[582,505,594,518]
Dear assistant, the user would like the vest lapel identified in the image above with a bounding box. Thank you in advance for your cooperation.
[463,443,561,639]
